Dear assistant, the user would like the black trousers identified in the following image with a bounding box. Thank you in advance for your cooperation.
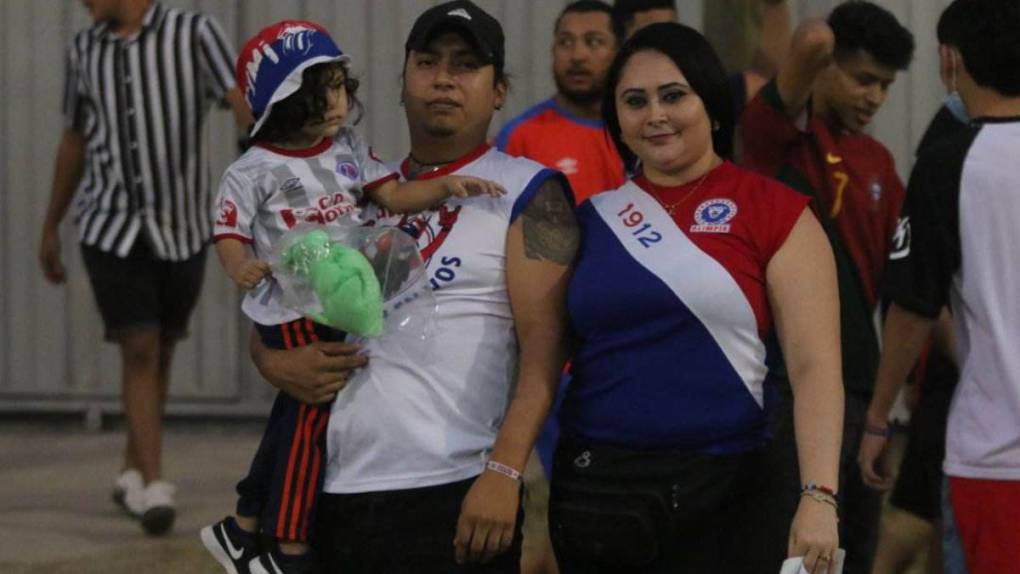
[314,476,524,573]
[754,388,882,574]
[549,437,777,573]
[235,319,344,543]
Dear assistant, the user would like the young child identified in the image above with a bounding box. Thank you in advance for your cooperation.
[200,21,502,574]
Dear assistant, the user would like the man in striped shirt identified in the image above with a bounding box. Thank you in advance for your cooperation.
[37,0,250,536]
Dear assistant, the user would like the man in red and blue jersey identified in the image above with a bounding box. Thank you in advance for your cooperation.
[496,1,625,204]
[740,2,914,572]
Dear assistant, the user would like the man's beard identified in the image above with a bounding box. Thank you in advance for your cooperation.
[423,122,458,138]
[554,74,605,107]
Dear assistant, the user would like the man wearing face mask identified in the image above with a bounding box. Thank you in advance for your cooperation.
[739,2,915,572]
[868,6,972,572]
[858,1,1020,572]
[496,0,626,205]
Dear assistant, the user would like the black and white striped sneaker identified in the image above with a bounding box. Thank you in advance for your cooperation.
[200,517,259,574]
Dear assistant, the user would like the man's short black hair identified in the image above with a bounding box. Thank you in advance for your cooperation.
[556,1,624,44]
[939,0,1020,96]
[828,0,915,71]
[612,0,676,28]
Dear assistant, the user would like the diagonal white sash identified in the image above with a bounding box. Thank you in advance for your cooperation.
[590,181,767,406]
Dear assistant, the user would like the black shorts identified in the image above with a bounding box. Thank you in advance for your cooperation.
[889,384,956,522]
[80,239,207,342]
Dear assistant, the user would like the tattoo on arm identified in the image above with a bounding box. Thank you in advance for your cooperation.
[521,178,579,265]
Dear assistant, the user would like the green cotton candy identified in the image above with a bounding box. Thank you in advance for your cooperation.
[281,229,384,337]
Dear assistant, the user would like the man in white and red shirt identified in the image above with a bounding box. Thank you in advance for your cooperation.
[251,2,578,572]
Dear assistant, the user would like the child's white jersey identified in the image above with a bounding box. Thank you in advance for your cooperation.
[213,128,396,325]
[321,145,565,493]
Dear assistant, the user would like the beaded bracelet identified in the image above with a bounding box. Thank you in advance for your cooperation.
[801,489,839,511]
[485,460,523,482]
[864,423,892,438]
[802,482,839,502]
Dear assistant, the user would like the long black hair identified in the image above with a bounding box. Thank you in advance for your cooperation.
[252,60,363,144]
[602,22,734,166]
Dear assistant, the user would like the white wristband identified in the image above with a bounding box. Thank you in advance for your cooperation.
[485,460,522,482]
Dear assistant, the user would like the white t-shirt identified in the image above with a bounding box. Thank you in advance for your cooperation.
[321,145,562,493]
[212,128,396,325]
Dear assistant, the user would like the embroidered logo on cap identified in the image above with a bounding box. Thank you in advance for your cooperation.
[448,8,472,19]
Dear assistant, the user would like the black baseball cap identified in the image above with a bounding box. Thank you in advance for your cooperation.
[405,1,505,73]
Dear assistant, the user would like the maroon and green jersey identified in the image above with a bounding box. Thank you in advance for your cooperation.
[740,80,905,393]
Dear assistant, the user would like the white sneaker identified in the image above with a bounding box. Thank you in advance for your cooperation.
[139,480,176,536]
[112,469,144,517]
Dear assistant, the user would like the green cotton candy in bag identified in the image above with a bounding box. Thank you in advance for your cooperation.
[281,229,384,337]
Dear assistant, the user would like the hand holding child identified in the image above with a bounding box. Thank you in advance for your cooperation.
[442,175,506,199]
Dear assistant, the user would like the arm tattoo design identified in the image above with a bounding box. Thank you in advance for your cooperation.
[521,178,580,265]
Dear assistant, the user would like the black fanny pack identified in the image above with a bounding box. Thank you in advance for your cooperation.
[549,438,745,568]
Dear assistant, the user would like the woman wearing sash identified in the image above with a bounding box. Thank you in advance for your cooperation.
[548,22,843,573]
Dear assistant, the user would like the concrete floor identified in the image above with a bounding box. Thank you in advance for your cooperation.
[0,423,261,573]
[0,422,934,574]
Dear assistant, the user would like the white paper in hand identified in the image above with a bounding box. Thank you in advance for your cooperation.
[779,549,846,574]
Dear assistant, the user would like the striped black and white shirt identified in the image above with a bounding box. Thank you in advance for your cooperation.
[63,2,237,260]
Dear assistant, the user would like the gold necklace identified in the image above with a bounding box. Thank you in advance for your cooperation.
[647,170,712,216]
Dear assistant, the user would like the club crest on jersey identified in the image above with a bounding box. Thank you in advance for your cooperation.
[216,199,238,228]
[690,199,737,233]
[336,159,359,180]
[870,180,883,204]
[397,204,463,265]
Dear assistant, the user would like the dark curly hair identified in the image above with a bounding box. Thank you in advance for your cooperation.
[828,1,914,71]
[602,22,734,166]
[252,61,363,144]
[939,0,1020,96]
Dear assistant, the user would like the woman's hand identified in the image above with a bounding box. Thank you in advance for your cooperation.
[250,332,367,404]
[788,496,839,574]
[453,471,520,565]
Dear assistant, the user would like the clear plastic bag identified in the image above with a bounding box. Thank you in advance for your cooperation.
[271,222,436,359]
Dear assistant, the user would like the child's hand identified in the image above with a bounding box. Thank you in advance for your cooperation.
[229,259,272,290]
[444,176,506,199]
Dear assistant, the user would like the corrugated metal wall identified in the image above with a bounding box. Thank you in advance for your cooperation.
[0,0,947,416]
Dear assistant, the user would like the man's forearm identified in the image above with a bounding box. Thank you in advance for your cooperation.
[488,331,566,472]
[866,303,937,425]
[44,130,86,229]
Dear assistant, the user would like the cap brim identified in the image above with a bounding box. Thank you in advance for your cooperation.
[406,19,494,64]
[250,54,351,137]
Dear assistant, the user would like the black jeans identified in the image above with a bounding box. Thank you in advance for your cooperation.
[314,476,523,573]
[549,437,775,573]
[754,388,882,574]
